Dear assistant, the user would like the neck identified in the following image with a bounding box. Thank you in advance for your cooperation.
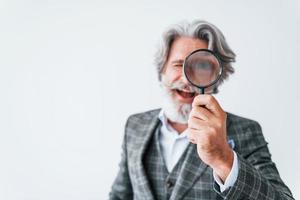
[167,119,188,134]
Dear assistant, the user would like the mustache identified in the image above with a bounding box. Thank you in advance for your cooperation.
[161,78,199,93]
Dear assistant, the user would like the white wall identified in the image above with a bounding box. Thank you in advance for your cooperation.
[0,0,299,199]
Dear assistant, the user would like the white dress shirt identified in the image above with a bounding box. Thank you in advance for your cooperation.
[158,110,239,192]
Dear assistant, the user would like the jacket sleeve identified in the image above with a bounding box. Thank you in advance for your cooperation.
[109,118,133,200]
[215,120,294,200]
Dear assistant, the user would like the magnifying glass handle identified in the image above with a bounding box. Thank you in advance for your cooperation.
[200,88,205,94]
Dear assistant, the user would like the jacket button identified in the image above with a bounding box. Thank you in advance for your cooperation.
[166,180,174,188]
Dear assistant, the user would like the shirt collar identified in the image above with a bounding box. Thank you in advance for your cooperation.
[158,109,188,138]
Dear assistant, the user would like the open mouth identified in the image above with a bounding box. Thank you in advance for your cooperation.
[175,89,196,99]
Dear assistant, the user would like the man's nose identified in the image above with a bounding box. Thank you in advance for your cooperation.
[181,73,190,85]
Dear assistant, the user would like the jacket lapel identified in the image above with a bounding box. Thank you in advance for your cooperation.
[170,143,209,200]
[133,111,160,200]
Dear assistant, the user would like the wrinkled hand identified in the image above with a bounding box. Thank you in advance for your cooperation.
[187,94,234,182]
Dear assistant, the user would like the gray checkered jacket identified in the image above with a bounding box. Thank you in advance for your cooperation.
[109,109,293,200]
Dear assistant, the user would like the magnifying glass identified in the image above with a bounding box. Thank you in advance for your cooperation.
[183,49,223,94]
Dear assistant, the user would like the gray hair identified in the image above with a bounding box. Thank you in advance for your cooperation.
[155,20,236,93]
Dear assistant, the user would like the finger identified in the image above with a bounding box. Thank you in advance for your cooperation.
[192,94,223,116]
[187,128,210,143]
[187,128,201,143]
[189,137,197,144]
[189,106,213,121]
[188,117,208,130]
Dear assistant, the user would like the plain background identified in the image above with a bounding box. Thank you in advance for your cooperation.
[0,0,300,199]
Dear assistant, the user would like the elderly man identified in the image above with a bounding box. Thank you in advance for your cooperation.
[109,20,293,199]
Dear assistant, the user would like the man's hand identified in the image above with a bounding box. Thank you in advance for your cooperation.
[187,94,234,182]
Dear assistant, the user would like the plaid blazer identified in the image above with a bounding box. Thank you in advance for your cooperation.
[109,109,293,200]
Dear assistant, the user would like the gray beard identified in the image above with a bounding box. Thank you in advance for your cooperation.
[160,77,195,124]
[161,95,192,124]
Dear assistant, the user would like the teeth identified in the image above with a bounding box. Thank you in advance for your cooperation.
[176,89,195,98]
[177,89,193,93]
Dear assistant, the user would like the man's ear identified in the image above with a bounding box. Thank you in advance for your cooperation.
[159,66,167,81]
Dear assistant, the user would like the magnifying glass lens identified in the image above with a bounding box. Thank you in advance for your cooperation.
[184,50,222,92]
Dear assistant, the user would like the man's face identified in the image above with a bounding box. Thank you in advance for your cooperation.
[160,37,208,124]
